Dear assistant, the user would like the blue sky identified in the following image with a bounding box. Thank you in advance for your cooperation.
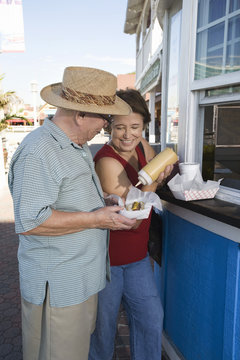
[0,0,136,106]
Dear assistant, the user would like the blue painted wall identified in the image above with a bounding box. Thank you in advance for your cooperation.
[155,210,240,360]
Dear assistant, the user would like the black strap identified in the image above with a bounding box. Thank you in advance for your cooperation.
[138,141,145,157]
[138,141,163,266]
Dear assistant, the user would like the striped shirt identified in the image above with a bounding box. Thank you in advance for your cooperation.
[8,118,110,307]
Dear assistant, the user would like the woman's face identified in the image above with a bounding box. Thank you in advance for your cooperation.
[111,112,144,153]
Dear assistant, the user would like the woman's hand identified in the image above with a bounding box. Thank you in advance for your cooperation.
[141,164,174,193]
[104,194,125,207]
[155,164,174,186]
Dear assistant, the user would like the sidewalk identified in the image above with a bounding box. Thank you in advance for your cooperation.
[0,182,22,360]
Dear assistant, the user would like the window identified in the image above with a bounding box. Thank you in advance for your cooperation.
[206,84,240,96]
[195,0,240,79]
[202,103,240,189]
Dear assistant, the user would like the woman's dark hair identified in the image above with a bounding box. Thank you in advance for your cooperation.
[116,89,151,126]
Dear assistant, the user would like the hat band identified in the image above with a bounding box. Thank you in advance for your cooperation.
[61,86,116,106]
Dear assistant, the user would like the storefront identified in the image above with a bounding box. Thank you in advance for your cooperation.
[124,1,240,359]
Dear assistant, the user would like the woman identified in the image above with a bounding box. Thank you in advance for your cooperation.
[89,89,173,360]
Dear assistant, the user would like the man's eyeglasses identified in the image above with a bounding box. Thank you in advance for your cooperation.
[80,112,113,124]
[98,114,113,124]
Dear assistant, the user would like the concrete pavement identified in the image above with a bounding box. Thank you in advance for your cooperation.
[0,182,22,360]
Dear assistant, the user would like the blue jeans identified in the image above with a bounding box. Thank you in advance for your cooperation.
[89,256,163,360]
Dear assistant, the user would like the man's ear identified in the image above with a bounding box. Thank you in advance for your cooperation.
[76,111,85,119]
[75,111,85,124]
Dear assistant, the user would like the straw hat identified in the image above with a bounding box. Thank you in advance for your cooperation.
[40,66,131,115]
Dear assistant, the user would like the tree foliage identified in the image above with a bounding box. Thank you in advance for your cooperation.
[0,74,25,130]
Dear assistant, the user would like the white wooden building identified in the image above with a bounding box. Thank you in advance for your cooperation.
[124,0,240,198]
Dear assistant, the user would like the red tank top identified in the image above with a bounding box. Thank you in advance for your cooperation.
[94,143,151,266]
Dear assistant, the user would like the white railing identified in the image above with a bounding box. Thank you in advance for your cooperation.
[136,28,152,83]
[136,48,143,81]
[136,18,163,84]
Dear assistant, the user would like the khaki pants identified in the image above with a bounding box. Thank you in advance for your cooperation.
[21,285,98,360]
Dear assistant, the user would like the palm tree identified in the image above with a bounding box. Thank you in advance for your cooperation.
[0,74,26,130]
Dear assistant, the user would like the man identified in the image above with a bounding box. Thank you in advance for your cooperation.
[8,66,136,360]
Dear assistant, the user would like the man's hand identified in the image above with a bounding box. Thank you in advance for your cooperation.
[94,206,136,231]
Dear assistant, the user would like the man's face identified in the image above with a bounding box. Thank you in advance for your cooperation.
[79,113,109,143]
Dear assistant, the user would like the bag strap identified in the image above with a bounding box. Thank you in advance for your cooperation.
[138,141,145,157]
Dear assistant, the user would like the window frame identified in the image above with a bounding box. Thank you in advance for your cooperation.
[180,0,240,200]
[195,0,240,80]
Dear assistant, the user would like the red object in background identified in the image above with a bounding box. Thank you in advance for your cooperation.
[6,118,33,126]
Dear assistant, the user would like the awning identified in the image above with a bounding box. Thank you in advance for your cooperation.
[124,0,175,34]
[124,0,144,34]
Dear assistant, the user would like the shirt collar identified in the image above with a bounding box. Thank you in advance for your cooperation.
[42,118,84,150]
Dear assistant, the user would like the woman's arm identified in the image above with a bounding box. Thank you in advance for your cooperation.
[95,157,132,198]
[95,157,141,229]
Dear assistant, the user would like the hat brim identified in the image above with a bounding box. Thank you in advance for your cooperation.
[40,83,132,115]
